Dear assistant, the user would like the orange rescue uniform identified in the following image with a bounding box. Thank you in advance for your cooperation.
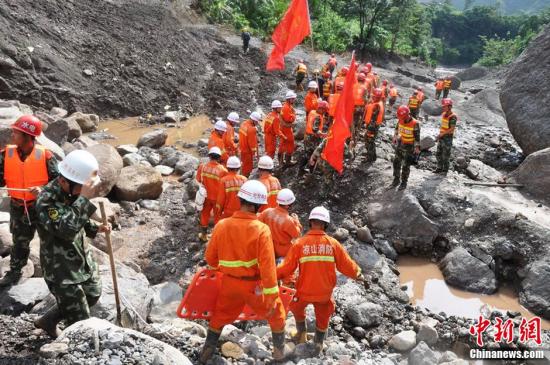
[215,172,247,223]
[258,174,281,212]
[435,80,444,90]
[277,229,361,330]
[205,211,286,332]
[328,93,341,118]
[196,160,227,227]
[263,111,284,159]
[238,119,258,177]
[304,91,319,116]
[353,83,367,107]
[224,121,238,157]
[258,207,302,258]
[280,102,296,155]
[208,131,228,164]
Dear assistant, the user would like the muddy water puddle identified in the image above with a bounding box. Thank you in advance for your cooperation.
[398,256,550,330]
[91,115,213,155]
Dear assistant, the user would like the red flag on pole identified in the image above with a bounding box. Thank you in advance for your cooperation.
[266,0,311,71]
[321,52,357,174]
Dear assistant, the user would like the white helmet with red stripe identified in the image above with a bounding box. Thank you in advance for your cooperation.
[309,206,330,223]
[226,156,241,169]
[277,188,296,205]
[237,180,268,205]
[258,155,274,170]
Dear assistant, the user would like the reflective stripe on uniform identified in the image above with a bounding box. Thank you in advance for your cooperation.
[268,190,279,196]
[299,256,335,264]
[398,123,415,144]
[263,285,279,295]
[225,187,241,192]
[202,173,221,180]
[219,258,258,268]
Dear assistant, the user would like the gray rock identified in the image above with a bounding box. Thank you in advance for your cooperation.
[72,135,98,149]
[374,239,398,261]
[90,197,120,223]
[66,112,99,133]
[86,144,123,197]
[449,75,461,90]
[519,257,550,319]
[147,151,162,166]
[0,257,33,279]
[463,159,502,181]
[36,133,65,160]
[389,330,417,352]
[123,152,145,167]
[104,331,124,349]
[508,147,550,203]
[116,144,139,156]
[39,342,69,359]
[137,129,168,149]
[440,247,497,294]
[333,227,349,241]
[455,66,488,81]
[419,136,436,151]
[346,302,383,327]
[50,107,68,118]
[43,118,71,145]
[115,165,163,201]
[139,199,160,211]
[174,154,200,175]
[197,138,208,147]
[357,226,374,243]
[409,341,439,365]
[0,223,13,256]
[349,244,383,272]
[501,25,550,155]
[0,278,50,315]
[155,165,174,176]
[417,323,438,345]
[439,351,459,363]
[421,100,442,117]
[149,282,183,323]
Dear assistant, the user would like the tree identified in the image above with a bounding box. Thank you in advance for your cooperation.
[387,0,416,55]
[464,0,475,11]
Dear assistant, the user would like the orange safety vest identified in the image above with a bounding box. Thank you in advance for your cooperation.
[435,80,444,90]
[216,172,247,221]
[440,112,457,135]
[304,91,319,115]
[306,110,326,136]
[444,79,452,89]
[353,83,367,106]
[364,100,385,126]
[4,145,49,202]
[296,63,307,74]
[389,87,398,97]
[398,118,418,145]
[408,96,419,109]
[259,175,281,211]
[322,80,333,97]
[334,76,345,90]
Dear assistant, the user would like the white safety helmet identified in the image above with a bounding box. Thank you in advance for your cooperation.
[309,206,330,223]
[226,156,241,169]
[308,81,318,89]
[208,146,222,156]
[271,100,283,109]
[277,188,296,206]
[227,112,239,123]
[214,120,227,132]
[285,90,297,99]
[258,155,274,170]
[237,180,268,205]
[250,111,262,122]
[59,150,100,185]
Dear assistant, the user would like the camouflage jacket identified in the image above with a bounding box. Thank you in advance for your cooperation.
[35,179,100,285]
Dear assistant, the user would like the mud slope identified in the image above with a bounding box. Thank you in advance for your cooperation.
[0,0,277,117]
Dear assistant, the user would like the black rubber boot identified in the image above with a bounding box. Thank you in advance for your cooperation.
[390,177,400,188]
[292,321,307,344]
[0,270,22,288]
[34,306,62,338]
[199,329,221,364]
[398,181,408,191]
[312,329,326,356]
[272,331,293,361]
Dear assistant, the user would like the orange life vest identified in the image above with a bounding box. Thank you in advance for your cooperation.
[306,110,327,136]
[323,80,333,97]
[435,80,444,90]
[4,145,49,202]
[440,112,457,135]
[296,63,307,74]
[398,118,418,145]
[389,87,398,97]
[444,79,452,89]
[353,83,367,106]
[408,96,419,109]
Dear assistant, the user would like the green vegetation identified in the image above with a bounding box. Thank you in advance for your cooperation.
[198,0,550,66]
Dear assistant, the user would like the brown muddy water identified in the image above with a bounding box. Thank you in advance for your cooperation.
[398,256,550,330]
[94,115,213,154]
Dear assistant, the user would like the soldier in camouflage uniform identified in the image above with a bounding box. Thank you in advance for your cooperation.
[0,115,58,288]
[34,150,110,338]
[392,106,420,190]
[435,98,457,174]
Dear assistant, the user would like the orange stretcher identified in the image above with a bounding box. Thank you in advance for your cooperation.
[176,268,295,320]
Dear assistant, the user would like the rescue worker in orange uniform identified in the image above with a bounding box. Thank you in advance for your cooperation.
[321,72,333,101]
[224,112,240,157]
[388,84,400,109]
[215,156,247,223]
[328,82,344,120]
[304,81,319,116]
[408,91,420,119]
[294,59,308,91]
[334,67,347,90]
[264,100,285,159]
[380,80,389,105]
[201,180,291,363]
[416,87,425,108]
[326,54,337,77]
[257,156,281,212]
[208,120,228,165]
[435,79,444,100]
[259,188,301,259]
[0,115,59,288]
[435,98,458,174]
[280,91,297,167]
[302,100,329,172]
[239,111,261,177]
[392,106,421,190]
[364,88,385,162]
[277,206,363,356]
[443,76,452,98]
[196,147,227,242]
[352,73,368,141]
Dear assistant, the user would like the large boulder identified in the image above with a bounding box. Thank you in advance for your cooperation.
[43,119,71,145]
[455,66,488,81]
[346,302,383,328]
[500,25,550,155]
[65,112,99,133]
[439,247,497,294]
[409,341,439,365]
[389,330,417,352]
[47,318,191,364]
[461,88,506,127]
[137,129,168,149]
[367,193,439,252]
[115,165,163,201]
[507,147,550,203]
[519,257,550,320]
[0,100,32,147]
[86,144,123,197]
[37,133,65,160]
[174,153,200,175]
[421,100,442,116]
[0,278,50,315]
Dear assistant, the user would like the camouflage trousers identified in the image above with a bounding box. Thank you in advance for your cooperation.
[435,90,442,100]
[8,201,38,273]
[443,88,450,99]
[46,274,102,326]
[351,107,364,140]
[393,143,415,183]
[410,108,419,119]
[365,125,379,162]
[436,136,453,171]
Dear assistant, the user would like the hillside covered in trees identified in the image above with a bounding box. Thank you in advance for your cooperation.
[418,0,550,14]
[198,0,550,65]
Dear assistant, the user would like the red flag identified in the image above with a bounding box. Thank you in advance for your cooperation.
[321,52,357,174]
[266,0,311,71]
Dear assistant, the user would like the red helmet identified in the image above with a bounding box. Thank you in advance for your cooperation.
[336,82,344,90]
[340,67,349,75]
[331,53,335,57]
[318,101,329,110]
[372,88,382,98]
[442,98,453,107]
[382,80,388,85]
[397,105,410,119]
[365,62,372,69]
[358,73,366,81]
[11,115,42,137]
[324,71,331,79]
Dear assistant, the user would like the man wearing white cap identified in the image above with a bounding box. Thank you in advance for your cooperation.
[264,101,284,159]
[208,120,228,165]
[238,111,261,177]
[196,147,227,241]
[215,156,247,223]
[280,91,297,167]
[224,112,239,158]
